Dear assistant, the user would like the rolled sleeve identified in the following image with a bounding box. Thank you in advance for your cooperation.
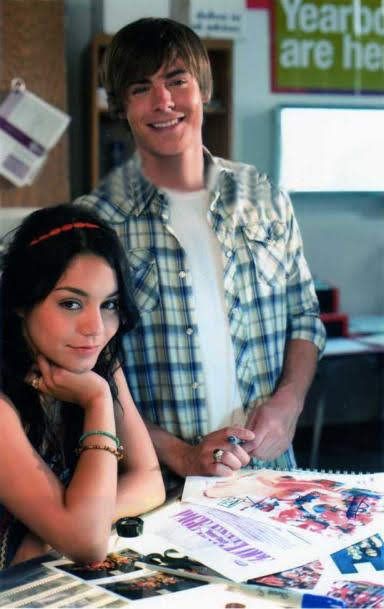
[283,192,326,356]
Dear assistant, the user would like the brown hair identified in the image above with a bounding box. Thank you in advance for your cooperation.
[101,17,212,119]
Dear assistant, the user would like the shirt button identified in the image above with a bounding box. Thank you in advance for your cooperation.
[178,270,186,279]
[191,382,199,390]
[226,250,233,258]
[186,327,193,335]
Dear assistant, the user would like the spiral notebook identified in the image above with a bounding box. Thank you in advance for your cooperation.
[257,466,384,486]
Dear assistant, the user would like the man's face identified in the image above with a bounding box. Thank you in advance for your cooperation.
[124,58,207,160]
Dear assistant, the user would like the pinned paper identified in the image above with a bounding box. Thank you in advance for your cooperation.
[0,80,70,187]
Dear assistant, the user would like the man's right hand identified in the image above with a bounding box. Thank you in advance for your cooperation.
[177,426,256,477]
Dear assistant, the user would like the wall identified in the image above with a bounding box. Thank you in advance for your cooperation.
[102,0,169,32]
[64,2,384,316]
[234,9,384,315]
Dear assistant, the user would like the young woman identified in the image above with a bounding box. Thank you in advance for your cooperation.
[0,203,165,569]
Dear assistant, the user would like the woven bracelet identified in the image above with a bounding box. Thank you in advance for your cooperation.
[76,444,124,461]
[79,430,121,448]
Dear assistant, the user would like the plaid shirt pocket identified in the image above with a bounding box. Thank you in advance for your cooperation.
[243,221,287,286]
[127,248,159,312]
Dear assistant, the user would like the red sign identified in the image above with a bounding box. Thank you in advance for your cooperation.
[247,0,270,8]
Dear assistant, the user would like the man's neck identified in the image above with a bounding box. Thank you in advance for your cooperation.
[140,148,205,192]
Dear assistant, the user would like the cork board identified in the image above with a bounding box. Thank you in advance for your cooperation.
[0,0,69,207]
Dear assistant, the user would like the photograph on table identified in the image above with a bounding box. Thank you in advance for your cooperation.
[245,532,384,592]
[330,534,384,576]
[46,548,143,581]
[248,559,324,590]
[103,570,207,601]
[325,579,384,608]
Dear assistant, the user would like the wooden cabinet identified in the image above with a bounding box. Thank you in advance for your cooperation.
[89,34,233,189]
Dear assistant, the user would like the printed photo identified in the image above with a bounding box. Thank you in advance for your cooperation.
[247,559,324,590]
[49,548,142,581]
[103,571,207,601]
[328,579,384,608]
[331,534,384,575]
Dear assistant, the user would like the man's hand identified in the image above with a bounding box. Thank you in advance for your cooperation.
[243,339,318,461]
[147,425,256,478]
[244,384,303,461]
[179,426,256,477]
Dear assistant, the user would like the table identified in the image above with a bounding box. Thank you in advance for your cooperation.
[0,477,383,609]
[0,523,270,609]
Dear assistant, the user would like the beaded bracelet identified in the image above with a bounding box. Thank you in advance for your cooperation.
[79,430,121,448]
[76,444,124,461]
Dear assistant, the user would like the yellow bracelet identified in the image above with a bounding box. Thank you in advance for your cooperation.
[75,443,124,461]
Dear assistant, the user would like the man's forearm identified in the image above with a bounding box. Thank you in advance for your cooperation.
[245,338,320,460]
[145,421,192,477]
[276,338,319,407]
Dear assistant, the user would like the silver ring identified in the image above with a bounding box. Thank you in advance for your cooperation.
[212,448,224,463]
[31,376,40,391]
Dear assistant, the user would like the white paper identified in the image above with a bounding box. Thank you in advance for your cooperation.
[0,89,70,187]
[131,500,316,582]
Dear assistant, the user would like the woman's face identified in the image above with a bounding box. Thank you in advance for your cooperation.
[23,254,120,373]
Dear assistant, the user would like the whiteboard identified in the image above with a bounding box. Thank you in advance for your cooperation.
[275,105,384,193]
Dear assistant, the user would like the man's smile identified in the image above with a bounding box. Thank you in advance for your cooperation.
[149,116,185,129]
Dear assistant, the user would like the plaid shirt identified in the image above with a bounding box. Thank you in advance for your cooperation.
[76,151,325,471]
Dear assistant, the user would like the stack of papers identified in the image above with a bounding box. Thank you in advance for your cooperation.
[40,469,384,608]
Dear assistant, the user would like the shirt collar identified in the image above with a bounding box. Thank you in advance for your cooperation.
[129,149,235,217]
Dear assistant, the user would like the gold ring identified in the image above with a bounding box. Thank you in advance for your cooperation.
[213,448,224,463]
[31,376,40,391]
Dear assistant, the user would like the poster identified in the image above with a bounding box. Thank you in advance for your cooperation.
[270,0,384,93]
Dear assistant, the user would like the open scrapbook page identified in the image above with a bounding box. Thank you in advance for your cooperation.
[181,469,384,550]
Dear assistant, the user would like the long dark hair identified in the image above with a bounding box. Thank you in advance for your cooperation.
[0,203,139,470]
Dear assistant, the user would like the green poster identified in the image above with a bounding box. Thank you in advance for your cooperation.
[271,0,384,92]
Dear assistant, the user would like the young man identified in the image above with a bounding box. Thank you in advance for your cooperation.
[76,18,326,488]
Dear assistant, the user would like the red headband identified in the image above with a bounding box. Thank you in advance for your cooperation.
[29,222,100,246]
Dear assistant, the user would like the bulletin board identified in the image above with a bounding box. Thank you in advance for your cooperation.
[0,0,69,207]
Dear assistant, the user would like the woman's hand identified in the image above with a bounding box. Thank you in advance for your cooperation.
[30,354,110,409]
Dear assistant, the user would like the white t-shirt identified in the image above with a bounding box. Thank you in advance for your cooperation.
[164,187,243,432]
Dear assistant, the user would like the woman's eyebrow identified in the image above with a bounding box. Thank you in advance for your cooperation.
[54,287,119,298]
[54,287,88,296]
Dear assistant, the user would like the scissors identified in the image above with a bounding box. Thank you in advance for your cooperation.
[142,548,213,575]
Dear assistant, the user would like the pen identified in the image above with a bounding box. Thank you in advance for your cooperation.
[136,562,346,608]
[227,435,245,445]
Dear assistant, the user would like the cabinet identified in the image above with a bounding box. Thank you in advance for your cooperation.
[90,34,233,189]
